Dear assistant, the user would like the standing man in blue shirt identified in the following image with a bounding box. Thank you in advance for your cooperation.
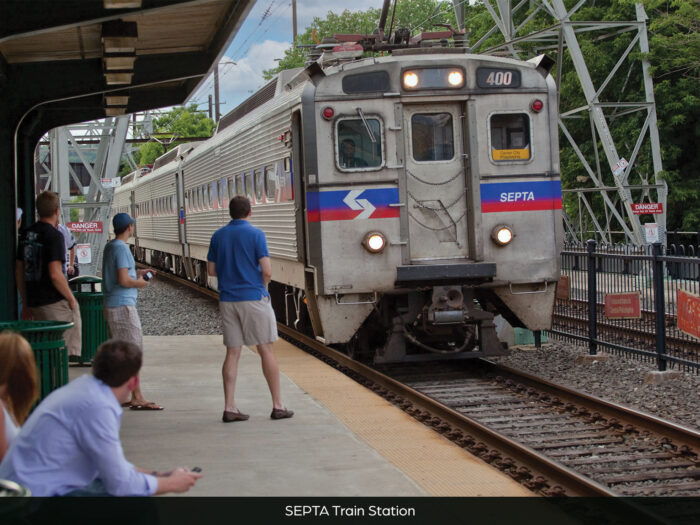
[207,196,293,422]
[102,213,162,410]
[0,339,202,496]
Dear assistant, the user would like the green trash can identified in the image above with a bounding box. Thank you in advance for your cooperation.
[0,320,73,401]
[69,276,109,365]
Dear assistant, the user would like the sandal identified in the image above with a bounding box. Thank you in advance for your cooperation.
[129,402,164,411]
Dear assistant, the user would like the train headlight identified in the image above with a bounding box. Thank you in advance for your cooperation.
[362,232,386,254]
[447,70,464,87]
[491,225,514,246]
[403,72,419,89]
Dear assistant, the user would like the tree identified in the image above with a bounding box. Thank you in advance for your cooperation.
[122,104,215,174]
[263,1,459,79]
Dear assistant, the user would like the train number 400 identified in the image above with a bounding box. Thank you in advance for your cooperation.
[485,71,513,86]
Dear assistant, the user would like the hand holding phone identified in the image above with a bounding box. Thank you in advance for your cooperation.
[143,271,154,281]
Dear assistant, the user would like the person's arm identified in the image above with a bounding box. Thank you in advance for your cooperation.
[259,256,272,286]
[135,466,203,494]
[76,408,160,496]
[136,268,155,279]
[117,268,147,289]
[207,261,216,278]
[67,247,76,276]
[48,261,78,310]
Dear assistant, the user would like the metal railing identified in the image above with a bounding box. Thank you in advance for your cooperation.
[551,241,700,374]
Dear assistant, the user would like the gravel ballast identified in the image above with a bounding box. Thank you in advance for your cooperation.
[138,279,700,431]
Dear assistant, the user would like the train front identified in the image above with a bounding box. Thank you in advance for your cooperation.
[303,49,563,362]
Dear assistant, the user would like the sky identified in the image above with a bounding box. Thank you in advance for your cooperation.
[187,0,381,116]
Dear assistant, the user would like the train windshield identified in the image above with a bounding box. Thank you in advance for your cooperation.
[490,113,531,161]
[336,118,382,170]
[411,113,455,162]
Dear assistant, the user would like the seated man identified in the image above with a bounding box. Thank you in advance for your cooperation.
[339,138,368,168]
[0,339,202,496]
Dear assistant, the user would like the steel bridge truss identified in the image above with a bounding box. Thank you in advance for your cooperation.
[465,0,665,245]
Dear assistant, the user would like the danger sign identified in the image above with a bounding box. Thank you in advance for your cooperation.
[76,244,92,264]
[632,203,663,215]
[67,222,103,233]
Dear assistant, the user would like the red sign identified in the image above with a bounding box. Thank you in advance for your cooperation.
[604,292,641,319]
[556,275,570,300]
[66,221,103,233]
[678,289,700,340]
[631,202,663,214]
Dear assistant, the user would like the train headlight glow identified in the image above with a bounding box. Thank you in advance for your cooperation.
[447,70,464,87]
[491,225,514,246]
[403,72,419,89]
[363,232,386,254]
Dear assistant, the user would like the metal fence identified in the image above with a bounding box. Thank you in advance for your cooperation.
[551,240,700,374]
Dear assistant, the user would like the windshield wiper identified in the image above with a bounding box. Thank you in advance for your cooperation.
[356,107,376,143]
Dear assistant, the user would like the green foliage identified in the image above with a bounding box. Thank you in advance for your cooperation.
[133,104,215,169]
[263,1,458,79]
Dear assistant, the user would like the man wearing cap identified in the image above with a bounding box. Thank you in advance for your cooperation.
[102,212,162,410]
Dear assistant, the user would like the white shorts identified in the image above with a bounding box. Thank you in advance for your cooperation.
[219,297,278,348]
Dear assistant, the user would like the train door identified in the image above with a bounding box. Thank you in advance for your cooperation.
[403,104,469,261]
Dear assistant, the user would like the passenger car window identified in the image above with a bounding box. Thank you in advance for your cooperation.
[254,169,263,202]
[236,174,244,196]
[220,178,229,209]
[411,113,454,162]
[210,181,218,210]
[265,167,276,201]
[245,172,254,201]
[490,113,531,161]
[228,177,235,200]
[336,118,382,170]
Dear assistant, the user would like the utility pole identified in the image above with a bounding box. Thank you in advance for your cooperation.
[214,64,220,123]
[292,0,297,43]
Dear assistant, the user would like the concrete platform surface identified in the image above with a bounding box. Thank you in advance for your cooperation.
[72,335,425,497]
[69,335,532,497]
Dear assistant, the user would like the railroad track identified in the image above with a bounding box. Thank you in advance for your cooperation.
[150,268,700,504]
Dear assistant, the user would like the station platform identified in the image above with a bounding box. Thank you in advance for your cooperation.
[69,335,532,497]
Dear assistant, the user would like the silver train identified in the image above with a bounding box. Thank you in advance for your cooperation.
[113,47,563,363]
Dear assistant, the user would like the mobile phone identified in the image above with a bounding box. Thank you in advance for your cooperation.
[191,467,202,473]
[143,271,154,281]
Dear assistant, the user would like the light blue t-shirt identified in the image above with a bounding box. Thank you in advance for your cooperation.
[102,239,138,307]
[207,219,270,302]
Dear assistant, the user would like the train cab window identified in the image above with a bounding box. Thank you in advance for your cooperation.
[196,186,203,211]
[236,174,244,196]
[490,113,531,161]
[264,166,276,202]
[411,113,454,162]
[245,172,254,201]
[336,118,382,170]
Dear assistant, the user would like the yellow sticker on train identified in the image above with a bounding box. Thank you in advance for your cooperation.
[492,148,530,160]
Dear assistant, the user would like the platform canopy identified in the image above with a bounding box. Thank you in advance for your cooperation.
[0,0,256,319]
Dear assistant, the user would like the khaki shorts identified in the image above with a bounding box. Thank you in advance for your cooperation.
[220,297,278,348]
[33,300,82,357]
[104,305,144,349]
